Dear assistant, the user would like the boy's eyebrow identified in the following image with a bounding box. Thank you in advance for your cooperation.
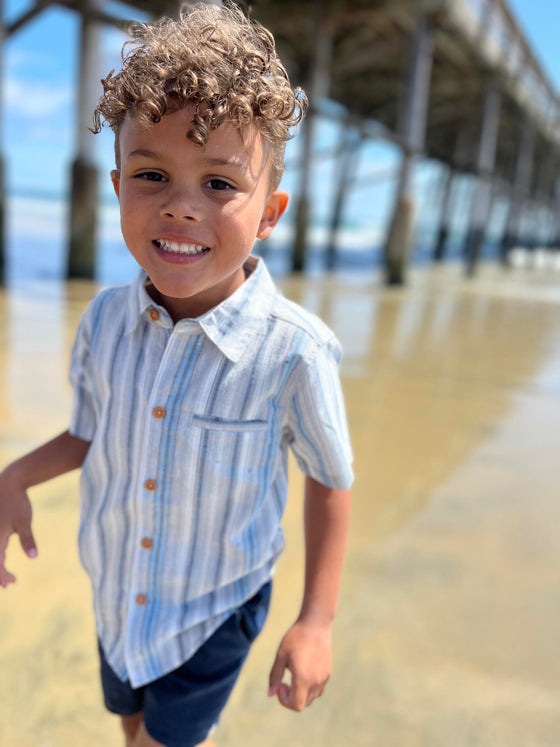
[127,149,159,159]
[201,155,249,173]
[126,149,249,173]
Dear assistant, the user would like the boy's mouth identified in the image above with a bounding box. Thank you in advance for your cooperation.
[153,239,210,256]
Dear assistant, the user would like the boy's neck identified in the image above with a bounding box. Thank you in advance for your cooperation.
[144,262,253,323]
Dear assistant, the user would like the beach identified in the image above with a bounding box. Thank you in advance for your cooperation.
[1,261,560,746]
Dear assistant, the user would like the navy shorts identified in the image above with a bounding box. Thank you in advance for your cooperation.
[98,581,272,747]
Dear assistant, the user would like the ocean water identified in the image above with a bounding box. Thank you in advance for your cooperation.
[3,194,501,289]
[3,235,474,288]
[5,234,504,289]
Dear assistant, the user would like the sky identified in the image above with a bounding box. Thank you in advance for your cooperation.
[2,0,560,283]
[508,0,560,90]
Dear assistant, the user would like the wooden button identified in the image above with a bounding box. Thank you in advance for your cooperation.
[141,538,154,549]
[149,309,159,321]
[152,407,166,419]
[144,480,157,491]
[135,594,148,606]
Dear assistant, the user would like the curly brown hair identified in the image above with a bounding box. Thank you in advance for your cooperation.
[92,2,307,189]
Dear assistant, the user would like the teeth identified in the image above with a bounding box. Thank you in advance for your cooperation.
[156,240,208,255]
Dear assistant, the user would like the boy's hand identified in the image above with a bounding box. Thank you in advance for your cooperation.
[0,470,37,588]
[268,619,331,711]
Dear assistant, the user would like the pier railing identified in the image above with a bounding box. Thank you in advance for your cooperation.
[457,0,560,139]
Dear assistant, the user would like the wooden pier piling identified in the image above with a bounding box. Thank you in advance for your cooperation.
[501,118,535,263]
[292,0,332,273]
[384,13,434,285]
[464,79,501,276]
[67,0,103,279]
[326,123,362,270]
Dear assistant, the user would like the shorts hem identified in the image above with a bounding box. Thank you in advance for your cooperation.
[103,700,143,717]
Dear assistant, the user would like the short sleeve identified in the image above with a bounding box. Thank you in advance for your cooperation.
[286,335,354,490]
[68,304,97,442]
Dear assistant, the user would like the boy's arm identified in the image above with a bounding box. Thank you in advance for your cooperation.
[268,475,351,711]
[0,429,90,587]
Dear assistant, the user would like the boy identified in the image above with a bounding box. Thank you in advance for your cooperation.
[0,4,353,746]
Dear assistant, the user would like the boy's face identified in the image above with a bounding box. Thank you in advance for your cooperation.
[111,104,288,320]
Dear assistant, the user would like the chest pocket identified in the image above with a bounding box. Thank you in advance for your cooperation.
[191,415,269,432]
[190,413,275,487]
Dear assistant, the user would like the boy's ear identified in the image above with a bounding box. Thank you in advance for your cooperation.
[111,170,120,199]
[257,191,289,240]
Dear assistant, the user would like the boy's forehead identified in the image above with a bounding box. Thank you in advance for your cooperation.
[119,105,272,171]
[116,109,276,186]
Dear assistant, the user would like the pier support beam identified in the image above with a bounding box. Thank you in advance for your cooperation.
[546,174,560,249]
[292,0,332,273]
[533,155,556,250]
[384,13,434,285]
[67,0,102,279]
[553,180,560,250]
[433,127,471,262]
[500,117,534,264]
[464,79,501,276]
[325,123,362,270]
[433,166,456,262]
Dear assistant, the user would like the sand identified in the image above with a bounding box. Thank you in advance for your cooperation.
[1,263,560,746]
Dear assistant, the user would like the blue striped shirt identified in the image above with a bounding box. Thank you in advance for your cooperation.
[69,256,353,688]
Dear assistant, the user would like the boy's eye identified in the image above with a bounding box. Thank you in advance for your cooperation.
[206,178,234,191]
[135,171,166,182]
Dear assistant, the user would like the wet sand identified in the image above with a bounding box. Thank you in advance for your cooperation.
[1,262,560,746]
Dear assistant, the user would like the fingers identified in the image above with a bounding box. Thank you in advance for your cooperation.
[0,534,14,587]
[15,521,37,559]
[268,650,287,697]
[268,651,308,710]
[0,566,16,588]
[12,494,37,559]
[278,680,307,711]
[0,542,15,587]
[277,676,327,712]
[269,657,328,711]
[268,625,331,711]
[0,507,37,590]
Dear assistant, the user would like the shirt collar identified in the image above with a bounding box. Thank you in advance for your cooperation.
[125,256,277,363]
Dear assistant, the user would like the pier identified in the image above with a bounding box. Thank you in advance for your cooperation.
[0,0,559,282]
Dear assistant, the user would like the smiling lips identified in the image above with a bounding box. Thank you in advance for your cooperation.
[154,239,210,255]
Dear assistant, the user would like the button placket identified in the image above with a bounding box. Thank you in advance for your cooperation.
[131,525,154,617]
[131,320,183,628]
[132,329,200,630]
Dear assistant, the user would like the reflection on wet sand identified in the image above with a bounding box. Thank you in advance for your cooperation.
[1,263,560,746]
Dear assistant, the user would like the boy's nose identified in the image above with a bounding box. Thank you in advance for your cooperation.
[160,186,202,222]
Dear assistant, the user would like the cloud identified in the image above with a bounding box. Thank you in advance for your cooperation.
[4,77,73,118]
[5,48,54,72]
